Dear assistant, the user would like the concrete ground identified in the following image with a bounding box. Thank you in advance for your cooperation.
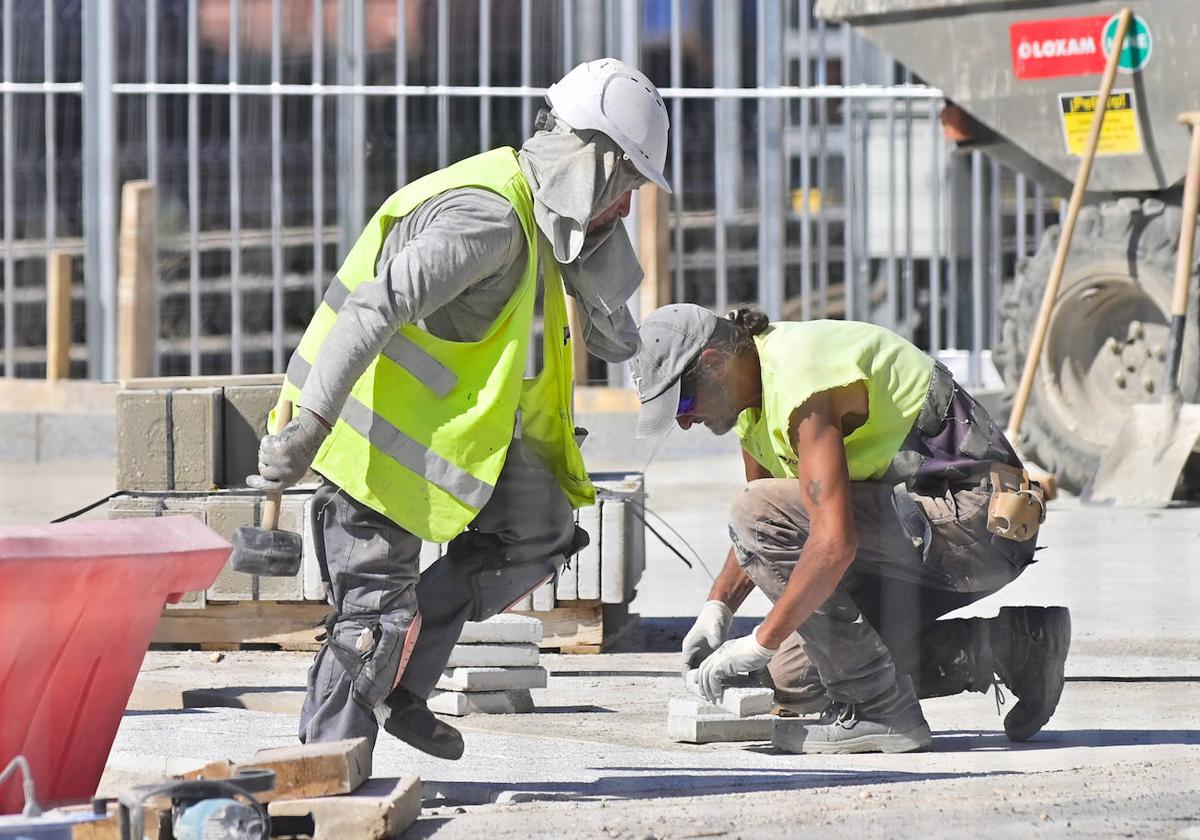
[5,447,1200,838]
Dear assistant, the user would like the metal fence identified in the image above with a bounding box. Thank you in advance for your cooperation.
[0,0,1062,387]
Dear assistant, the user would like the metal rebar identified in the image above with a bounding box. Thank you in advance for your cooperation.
[903,72,914,341]
[2,0,12,376]
[395,0,407,187]
[270,0,284,371]
[670,0,683,305]
[187,0,200,374]
[970,150,984,385]
[230,0,242,373]
[815,13,829,318]
[797,0,812,322]
[480,0,491,151]
[311,0,324,308]
[929,97,942,353]
[520,0,531,134]
[437,0,449,169]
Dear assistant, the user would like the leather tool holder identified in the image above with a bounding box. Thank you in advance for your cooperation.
[987,463,1046,541]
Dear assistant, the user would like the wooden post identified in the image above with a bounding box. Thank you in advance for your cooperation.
[637,183,671,318]
[45,252,73,381]
[117,180,158,380]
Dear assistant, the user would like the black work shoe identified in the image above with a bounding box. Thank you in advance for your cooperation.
[376,687,465,760]
[990,606,1072,742]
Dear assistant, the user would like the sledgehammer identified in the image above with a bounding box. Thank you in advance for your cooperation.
[230,399,303,577]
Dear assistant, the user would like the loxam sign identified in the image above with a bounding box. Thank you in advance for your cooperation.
[1010,14,1153,80]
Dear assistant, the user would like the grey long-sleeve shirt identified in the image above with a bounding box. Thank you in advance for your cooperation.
[299,187,528,422]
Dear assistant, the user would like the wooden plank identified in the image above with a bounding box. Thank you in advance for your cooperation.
[510,601,603,650]
[637,182,671,316]
[45,252,72,381]
[151,601,328,650]
[116,181,158,380]
[178,738,371,804]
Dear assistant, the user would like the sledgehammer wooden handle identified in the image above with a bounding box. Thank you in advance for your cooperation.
[261,399,293,532]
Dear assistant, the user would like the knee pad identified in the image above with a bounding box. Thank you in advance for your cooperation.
[324,590,421,712]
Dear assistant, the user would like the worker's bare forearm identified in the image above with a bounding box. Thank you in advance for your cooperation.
[707,547,756,612]
[756,535,855,649]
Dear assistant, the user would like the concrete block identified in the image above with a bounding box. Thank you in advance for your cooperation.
[245,737,372,801]
[267,776,422,840]
[418,541,444,572]
[428,689,535,716]
[555,515,579,600]
[222,384,280,488]
[666,696,776,744]
[436,666,547,692]
[205,494,307,601]
[39,412,115,461]
[600,499,629,604]
[531,576,556,611]
[458,614,544,645]
[107,497,207,610]
[446,642,540,668]
[301,493,325,600]
[116,390,170,489]
[575,503,601,600]
[170,388,224,490]
[510,592,534,611]
[0,413,37,461]
[720,687,775,717]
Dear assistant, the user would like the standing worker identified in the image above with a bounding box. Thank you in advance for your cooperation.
[247,59,670,760]
[630,305,1070,753]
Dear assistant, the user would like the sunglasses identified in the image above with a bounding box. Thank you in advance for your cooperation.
[676,366,698,417]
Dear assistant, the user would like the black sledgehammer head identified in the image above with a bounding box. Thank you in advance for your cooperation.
[230,525,303,576]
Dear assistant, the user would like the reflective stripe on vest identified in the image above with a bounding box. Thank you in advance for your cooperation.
[286,277,458,399]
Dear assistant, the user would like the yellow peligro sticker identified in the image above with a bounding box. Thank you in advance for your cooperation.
[1059,89,1143,157]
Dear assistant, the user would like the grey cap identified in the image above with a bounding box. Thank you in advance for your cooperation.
[629,304,720,438]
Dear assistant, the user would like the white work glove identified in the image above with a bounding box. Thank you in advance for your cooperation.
[680,600,734,675]
[246,407,331,491]
[696,627,778,704]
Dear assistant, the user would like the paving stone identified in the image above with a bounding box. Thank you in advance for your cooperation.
[555,521,579,600]
[428,689,535,716]
[600,499,629,604]
[531,576,556,611]
[222,384,281,488]
[575,503,601,600]
[666,696,776,744]
[267,776,422,840]
[115,390,171,490]
[457,614,544,645]
[244,737,372,801]
[170,388,224,490]
[720,687,775,717]
[445,642,540,668]
[436,666,547,692]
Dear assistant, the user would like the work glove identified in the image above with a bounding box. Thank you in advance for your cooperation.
[680,600,734,675]
[696,628,778,704]
[246,407,330,491]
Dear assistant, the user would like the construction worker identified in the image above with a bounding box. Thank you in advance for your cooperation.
[247,58,670,760]
[630,304,1071,754]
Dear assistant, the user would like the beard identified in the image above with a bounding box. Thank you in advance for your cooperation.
[700,388,741,436]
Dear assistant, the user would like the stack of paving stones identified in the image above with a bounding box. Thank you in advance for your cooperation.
[427,614,546,716]
[667,673,777,744]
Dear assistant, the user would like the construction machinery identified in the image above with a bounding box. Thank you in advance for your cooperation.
[816,0,1200,495]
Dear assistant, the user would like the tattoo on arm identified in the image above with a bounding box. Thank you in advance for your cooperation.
[807,479,822,507]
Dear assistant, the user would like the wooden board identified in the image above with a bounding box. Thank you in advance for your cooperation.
[151,601,327,650]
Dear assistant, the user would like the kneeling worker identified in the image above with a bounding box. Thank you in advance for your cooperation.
[630,305,1070,753]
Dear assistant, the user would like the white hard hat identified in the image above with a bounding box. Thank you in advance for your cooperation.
[547,58,672,193]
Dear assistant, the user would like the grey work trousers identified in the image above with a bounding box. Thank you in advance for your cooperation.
[730,478,1034,706]
[298,438,577,747]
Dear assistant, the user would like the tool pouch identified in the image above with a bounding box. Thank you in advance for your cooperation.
[986,463,1045,541]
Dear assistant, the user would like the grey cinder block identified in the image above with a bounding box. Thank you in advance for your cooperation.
[510,592,534,611]
[428,689,534,716]
[436,666,547,692]
[555,514,579,601]
[116,390,171,490]
[222,384,281,488]
[666,696,776,744]
[445,643,540,668]
[204,494,307,601]
[170,388,224,490]
[575,503,601,600]
[458,614,543,645]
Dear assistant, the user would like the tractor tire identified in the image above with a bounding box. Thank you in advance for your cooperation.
[994,197,1200,495]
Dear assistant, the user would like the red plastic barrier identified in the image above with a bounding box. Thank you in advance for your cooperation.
[0,515,231,814]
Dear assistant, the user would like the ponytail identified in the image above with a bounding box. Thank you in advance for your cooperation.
[704,306,769,358]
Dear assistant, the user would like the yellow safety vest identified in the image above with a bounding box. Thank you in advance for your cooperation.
[273,148,594,542]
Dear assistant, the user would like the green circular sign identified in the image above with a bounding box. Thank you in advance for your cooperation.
[1103,13,1152,72]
